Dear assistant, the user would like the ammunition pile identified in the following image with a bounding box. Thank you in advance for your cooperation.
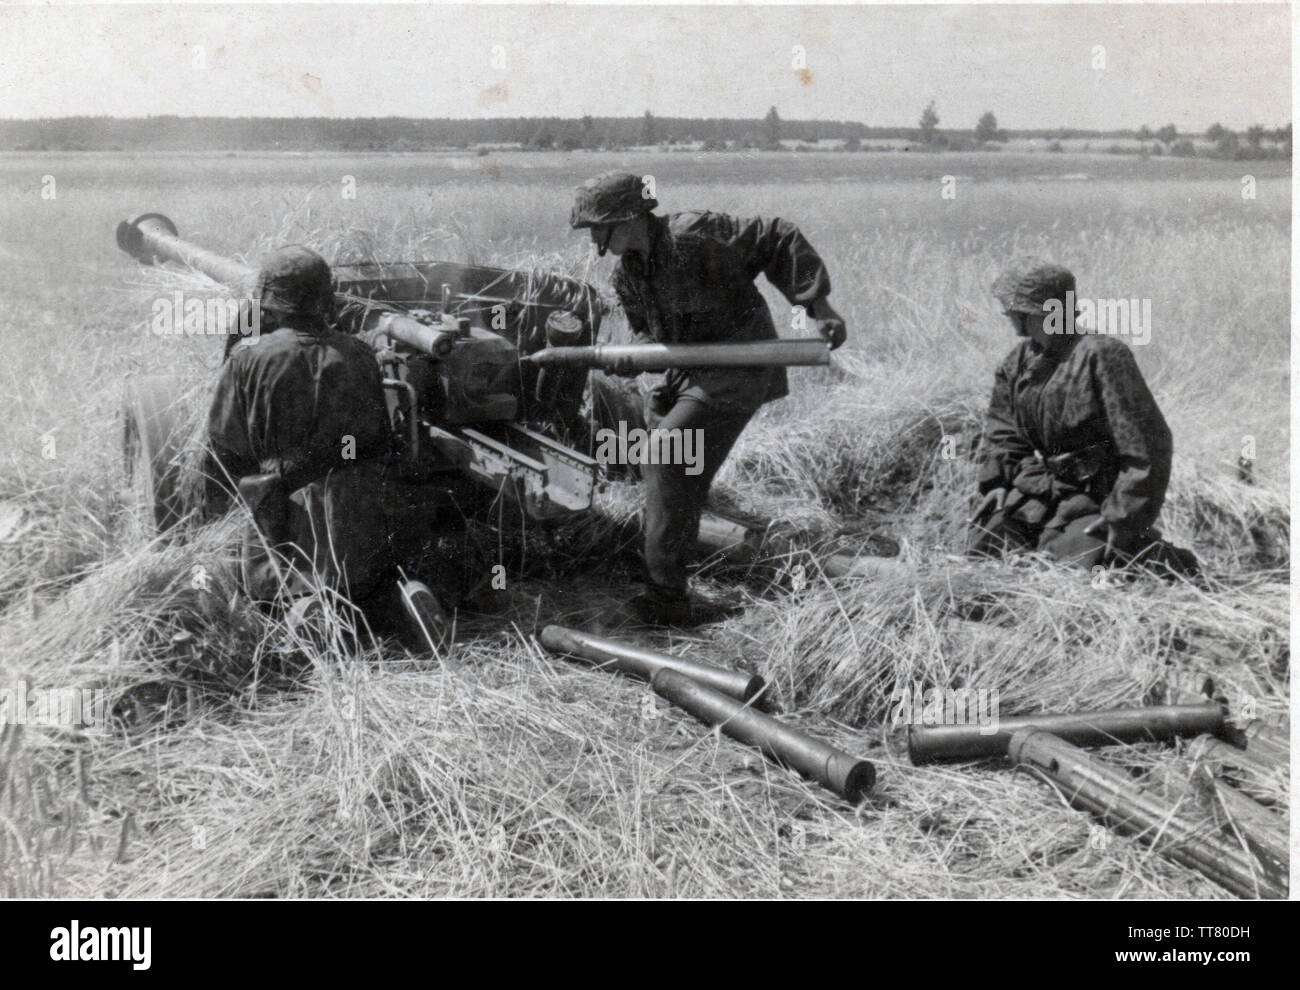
[905,697,1286,898]
[538,624,875,803]
[1010,726,1287,900]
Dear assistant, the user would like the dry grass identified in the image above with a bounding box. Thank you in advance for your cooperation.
[0,150,1288,898]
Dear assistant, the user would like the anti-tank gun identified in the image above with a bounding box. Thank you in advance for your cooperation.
[115,212,604,531]
[114,213,864,589]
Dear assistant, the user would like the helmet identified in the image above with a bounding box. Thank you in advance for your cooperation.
[991,259,1076,314]
[569,171,657,229]
[256,245,335,319]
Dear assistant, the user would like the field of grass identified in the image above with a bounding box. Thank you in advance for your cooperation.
[0,149,1289,898]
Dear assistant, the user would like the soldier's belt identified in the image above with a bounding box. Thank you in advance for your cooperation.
[1035,444,1109,484]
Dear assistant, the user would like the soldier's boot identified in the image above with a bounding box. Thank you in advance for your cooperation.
[395,579,452,655]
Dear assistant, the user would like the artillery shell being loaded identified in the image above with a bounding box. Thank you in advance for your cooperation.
[908,702,1225,764]
[1009,728,1285,900]
[539,625,767,706]
[650,668,875,803]
[524,340,830,371]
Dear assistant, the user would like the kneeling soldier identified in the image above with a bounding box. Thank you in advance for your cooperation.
[207,245,450,648]
[570,171,847,624]
[969,259,1196,575]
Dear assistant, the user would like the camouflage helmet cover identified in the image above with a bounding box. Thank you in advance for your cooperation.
[991,259,1076,314]
[257,245,335,318]
[569,171,658,229]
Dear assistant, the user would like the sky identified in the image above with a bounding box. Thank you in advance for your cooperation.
[0,2,1290,130]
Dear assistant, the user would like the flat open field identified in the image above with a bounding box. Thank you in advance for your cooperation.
[0,149,1289,898]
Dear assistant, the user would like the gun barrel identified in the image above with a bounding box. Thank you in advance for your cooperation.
[117,212,458,358]
[651,668,875,802]
[538,624,766,705]
[116,213,257,288]
[908,702,1224,764]
[527,340,830,371]
[1010,729,1284,899]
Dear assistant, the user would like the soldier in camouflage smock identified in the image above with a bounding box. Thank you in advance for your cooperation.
[208,245,450,647]
[970,259,1196,575]
[571,171,847,624]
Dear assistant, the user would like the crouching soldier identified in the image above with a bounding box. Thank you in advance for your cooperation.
[969,259,1197,576]
[207,245,450,648]
[570,171,847,624]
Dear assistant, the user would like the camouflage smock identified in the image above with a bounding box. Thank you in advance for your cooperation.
[208,324,396,602]
[611,211,832,414]
[977,334,1172,534]
[209,325,391,487]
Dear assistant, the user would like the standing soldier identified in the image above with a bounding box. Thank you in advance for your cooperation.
[207,245,450,647]
[570,171,847,624]
[969,259,1196,575]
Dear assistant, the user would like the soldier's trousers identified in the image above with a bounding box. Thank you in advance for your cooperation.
[642,397,753,598]
[971,511,1109,568]
[970,510,1198,577]
[238,461,395,610]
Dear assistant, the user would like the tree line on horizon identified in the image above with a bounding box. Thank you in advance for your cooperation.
[0,110,1289,157]
[914,102,1289,160]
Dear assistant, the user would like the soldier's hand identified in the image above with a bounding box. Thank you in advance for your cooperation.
[815,317,847,351]
[810,298,847,350]
[969,487,1008,525]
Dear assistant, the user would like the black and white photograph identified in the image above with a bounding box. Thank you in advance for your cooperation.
[0,0,1292,937]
